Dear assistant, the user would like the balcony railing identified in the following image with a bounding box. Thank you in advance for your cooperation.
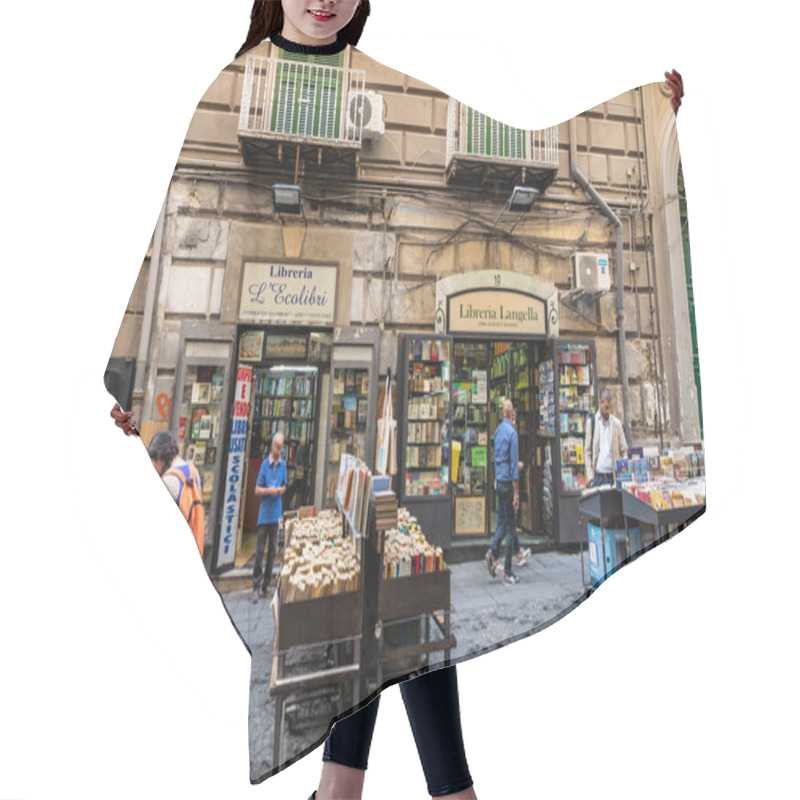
[446,97,559,172]
[239,55,367,146]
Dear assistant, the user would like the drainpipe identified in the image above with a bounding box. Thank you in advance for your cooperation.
[569,118,632,444]
[133,192,168,417]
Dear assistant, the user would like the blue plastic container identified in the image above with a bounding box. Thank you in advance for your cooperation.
[588,522,642,585]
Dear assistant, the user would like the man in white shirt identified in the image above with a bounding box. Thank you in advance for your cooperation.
[585,388,628,488]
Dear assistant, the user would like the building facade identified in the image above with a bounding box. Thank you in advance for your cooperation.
[106,39,702,573]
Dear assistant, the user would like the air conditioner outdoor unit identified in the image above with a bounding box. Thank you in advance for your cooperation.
[346,91,385,140]
[572,252,611,294]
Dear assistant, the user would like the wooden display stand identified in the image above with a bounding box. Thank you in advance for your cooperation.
[268,505,363,769]
[268,481,457,767]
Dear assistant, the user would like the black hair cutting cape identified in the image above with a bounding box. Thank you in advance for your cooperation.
[104,35,706,783]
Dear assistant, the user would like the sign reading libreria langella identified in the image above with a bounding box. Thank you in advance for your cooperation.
[240,261,337,326]
[448,289,547,336]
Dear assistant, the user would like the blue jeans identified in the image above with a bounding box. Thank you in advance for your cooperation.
[592,471,614,488]
[491,480,518,576]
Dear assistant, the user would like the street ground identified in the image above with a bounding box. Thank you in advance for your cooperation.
[222,550,588,782]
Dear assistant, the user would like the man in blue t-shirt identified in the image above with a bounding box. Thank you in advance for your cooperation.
[252,432,287,603]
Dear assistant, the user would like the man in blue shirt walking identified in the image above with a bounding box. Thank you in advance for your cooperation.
[486,399,527,585]
[252,432,287,603]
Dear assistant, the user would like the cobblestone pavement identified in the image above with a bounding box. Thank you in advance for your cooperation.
[222,550,588,782]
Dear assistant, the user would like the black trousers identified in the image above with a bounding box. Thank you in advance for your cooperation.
[253,522,278,593]
[322,665,473,797]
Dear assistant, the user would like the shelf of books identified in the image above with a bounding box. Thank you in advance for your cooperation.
[251,367,318,511]
[176,365,226,538]
[536,347,556,539]
[558,343,595,494]
[451,342,489,535]
[402,337,451,499]
[615,447,706,525]
[325,366,371,506]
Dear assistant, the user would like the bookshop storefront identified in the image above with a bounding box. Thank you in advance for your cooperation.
[171,259,379,575]
[396,270,597,549]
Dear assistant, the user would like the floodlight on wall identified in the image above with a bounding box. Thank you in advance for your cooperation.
[492,185,539,230]
[273,184,302,215]
[508,186,538,212]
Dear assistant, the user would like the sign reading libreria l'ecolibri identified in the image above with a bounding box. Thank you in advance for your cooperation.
[448,289,547,336]
[217,364,252,570]
[240,261,337,326]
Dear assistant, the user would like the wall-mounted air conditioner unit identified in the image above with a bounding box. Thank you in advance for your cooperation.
[346,91,385,140]
[572,252,611,294]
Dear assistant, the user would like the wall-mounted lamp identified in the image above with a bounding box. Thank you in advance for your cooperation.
[508,186,539,212]
[273,183,303,215]
[493,185,539,230]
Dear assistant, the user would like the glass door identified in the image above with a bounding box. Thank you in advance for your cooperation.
[251,365,319,512]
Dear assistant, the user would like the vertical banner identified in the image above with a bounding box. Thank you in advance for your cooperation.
[217,364,253,570]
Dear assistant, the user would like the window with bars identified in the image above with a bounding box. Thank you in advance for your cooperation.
[270,50,345,139]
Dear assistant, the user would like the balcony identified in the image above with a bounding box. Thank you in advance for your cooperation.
[446,98,559,192]
[238,55,367,173]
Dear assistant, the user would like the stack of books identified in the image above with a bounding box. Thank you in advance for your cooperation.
[372,489,398,532]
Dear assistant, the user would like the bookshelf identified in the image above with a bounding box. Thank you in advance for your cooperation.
[325,366,370,506]
[451,342,489,535]
[557,343,595,494]
[543,338,597,546]
[252,366,318,510]
[403,337,451,499]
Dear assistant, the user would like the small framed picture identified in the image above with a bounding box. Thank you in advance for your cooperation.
[239,330,265,362]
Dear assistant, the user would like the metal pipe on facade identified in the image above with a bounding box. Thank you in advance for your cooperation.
[134,192,168,416]
[569,117,633,444]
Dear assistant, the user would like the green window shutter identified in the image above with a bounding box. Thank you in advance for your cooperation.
[464,106,526,159]
[271,50,345,138]
[678,159,704,439]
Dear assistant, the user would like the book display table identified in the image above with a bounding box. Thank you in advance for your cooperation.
[620,490,704,546]
[578,488,625,588]
[269,474,457,763]
[269,502,364,768]
[579,486,705,590]
[375,555,455,688]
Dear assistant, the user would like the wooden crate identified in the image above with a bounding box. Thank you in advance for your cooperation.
[275,587,361,650]
[378,569,450,621]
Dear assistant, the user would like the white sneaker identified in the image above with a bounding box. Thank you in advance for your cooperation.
[515,547,531,567]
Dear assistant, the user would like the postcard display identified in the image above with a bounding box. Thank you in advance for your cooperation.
[396,333,453,546]
[536,339,597,545]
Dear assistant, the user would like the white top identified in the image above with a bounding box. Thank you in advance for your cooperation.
[596,413,614,474]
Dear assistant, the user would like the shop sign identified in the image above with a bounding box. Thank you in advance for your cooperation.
[217,364,253,570]
[448,289,547,336]
[239,261,337,327]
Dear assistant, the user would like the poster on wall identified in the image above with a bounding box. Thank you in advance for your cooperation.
[217,364,253,570]
[473,370,487,404]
